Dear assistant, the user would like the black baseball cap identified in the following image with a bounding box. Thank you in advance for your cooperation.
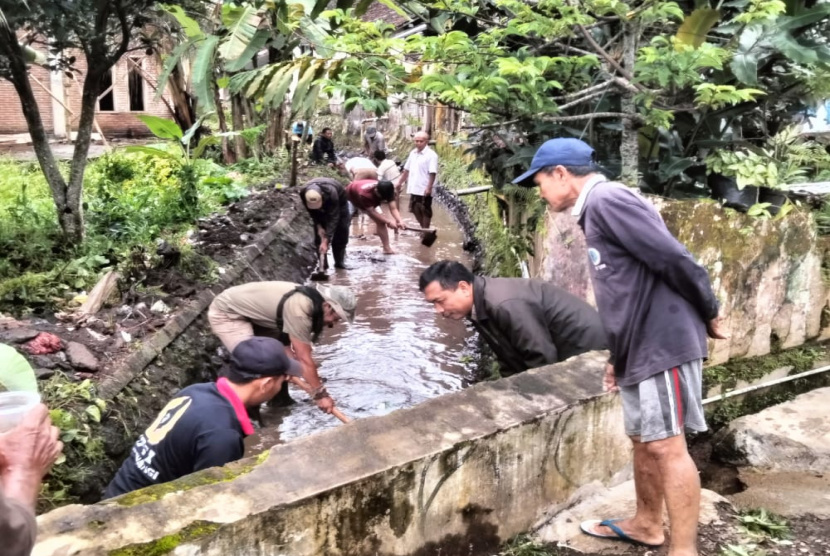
[229,337,303,379]
[513,138,597,186]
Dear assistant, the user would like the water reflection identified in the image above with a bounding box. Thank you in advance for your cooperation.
[245,196,478,453]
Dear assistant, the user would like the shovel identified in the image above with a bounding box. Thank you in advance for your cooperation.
[310,252,329,281]
[403,225,438,247]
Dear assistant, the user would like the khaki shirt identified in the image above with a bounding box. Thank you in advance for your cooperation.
[0,488,36,556]
[212,281,314,344]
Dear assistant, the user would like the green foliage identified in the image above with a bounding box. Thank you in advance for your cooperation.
[738,508,790,540]
[0,343,37,393]
[0,149,241,314]
[706,126,830,189]
[438,145,536,277]
[39,373,108,509]
[498,535,561,556]
[720,508,792,556]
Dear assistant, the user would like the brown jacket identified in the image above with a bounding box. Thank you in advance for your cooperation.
[0,488,37,556]
[470,276,607,375]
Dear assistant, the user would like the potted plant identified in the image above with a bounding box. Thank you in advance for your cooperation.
[705,126,830,215]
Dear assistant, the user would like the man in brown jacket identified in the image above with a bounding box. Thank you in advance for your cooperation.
[419,261,607,375]
[0,403,63,556]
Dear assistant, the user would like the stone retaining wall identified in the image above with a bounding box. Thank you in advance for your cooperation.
[537,197,825,365]
[34,351,631,556]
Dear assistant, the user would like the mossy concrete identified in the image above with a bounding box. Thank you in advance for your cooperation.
[33,351,633,556]
[539,197,825,365]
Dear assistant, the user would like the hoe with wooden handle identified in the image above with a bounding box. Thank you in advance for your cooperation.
[402,225,438,247]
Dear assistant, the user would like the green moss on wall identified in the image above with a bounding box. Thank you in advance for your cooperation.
[703,343,826,392]
[108,521,221,556]
[704,342,829,429]
[115,449,270,507]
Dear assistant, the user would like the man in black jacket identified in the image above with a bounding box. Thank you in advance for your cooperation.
[419,261,607,375]
[300,177,350,269]
[311,127,337,165]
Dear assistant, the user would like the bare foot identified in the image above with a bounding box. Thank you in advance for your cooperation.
[383,247,396,255]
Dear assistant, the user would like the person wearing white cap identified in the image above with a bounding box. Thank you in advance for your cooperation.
[300,178,350,269]
[363,126,386,157]
[208,281,357,414]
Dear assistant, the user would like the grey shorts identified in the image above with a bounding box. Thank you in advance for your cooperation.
[620,359,707,442]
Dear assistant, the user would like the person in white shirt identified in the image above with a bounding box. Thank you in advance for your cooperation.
[340,156,377,181]
[374,150,401,186]
[396,131,438,229]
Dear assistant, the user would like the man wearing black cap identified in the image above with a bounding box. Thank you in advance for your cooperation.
[103,337,303,498]
[300,177,350,269]
[514,138,728,556]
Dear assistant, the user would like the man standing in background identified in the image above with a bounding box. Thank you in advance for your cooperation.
[396,131,438,230]
[363,126,386,156]
[514,137,727,556]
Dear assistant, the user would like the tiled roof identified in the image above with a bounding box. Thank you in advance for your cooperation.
[361,2,411,26]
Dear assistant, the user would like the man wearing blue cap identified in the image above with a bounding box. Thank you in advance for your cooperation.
[103,337,303,498]
[514,138,728,556]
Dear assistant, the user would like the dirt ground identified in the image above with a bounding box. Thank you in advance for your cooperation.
[526,510,830,556]
[1,180,304,380]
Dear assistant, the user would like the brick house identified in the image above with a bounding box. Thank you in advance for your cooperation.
[0,50,173,138]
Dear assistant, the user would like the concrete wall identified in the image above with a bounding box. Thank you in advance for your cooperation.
[34,352,631,556]
[536,196,825,365]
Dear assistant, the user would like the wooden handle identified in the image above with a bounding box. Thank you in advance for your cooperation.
[403,225,436,233]
[331,408,351,423]
[289,379,351,424]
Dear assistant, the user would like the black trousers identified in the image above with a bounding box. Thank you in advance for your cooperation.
[314,205,351,267]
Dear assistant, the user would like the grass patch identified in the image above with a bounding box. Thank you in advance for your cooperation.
[498,534,563,556]
[0,150,266,315]
[437,143,544,277]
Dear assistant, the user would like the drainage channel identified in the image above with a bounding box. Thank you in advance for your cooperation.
[245,195,479,451]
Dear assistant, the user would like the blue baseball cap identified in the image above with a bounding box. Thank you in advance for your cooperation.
[513,138,596,186]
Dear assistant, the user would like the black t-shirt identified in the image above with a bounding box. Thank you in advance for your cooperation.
[104,382,247,498]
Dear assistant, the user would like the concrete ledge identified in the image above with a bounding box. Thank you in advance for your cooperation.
[34,351,631,556]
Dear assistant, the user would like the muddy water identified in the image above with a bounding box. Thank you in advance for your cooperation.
[245,196,478,453]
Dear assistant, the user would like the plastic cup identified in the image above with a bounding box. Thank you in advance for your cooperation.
[0,391,41,433]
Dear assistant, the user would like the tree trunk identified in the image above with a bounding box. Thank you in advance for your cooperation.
[619,22,640,186]
[214,83,235,164]
[231,94,249,160]
[0,28,82,244]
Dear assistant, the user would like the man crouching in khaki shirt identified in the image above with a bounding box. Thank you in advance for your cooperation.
[208,281,356,414]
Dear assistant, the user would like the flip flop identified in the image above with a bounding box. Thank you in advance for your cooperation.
[580,519,663,548]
